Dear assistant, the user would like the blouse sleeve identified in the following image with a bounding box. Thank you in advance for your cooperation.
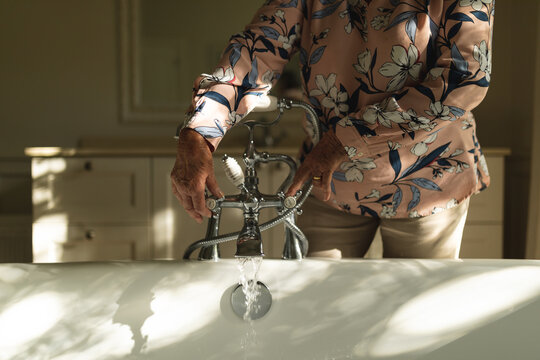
[336,0,494,153]
[184,0,304,151]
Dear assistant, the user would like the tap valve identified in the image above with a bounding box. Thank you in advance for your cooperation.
[206,197,218,211]
[222,155,244,189]
[283,196,297,209]
[236,215,264,258]
[183,96,321,261]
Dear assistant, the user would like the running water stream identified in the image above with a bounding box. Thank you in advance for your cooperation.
[237,257,263,358]
[237,257,263,320]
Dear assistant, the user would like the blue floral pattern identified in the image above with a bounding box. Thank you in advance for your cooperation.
[186,0,494,218]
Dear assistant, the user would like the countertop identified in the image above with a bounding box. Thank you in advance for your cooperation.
[24,136,512,158]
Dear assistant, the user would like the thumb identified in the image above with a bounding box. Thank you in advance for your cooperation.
[206,172,224,198]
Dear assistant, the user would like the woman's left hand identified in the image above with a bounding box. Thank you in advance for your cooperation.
[286,130,348,201]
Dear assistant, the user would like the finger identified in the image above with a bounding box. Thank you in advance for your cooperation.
[170,170,204,220]
[311,174,324,190]
[172,181,203,223]
[322,170,333,201]
[286,166,311,197]
[184,196,203,223]
[206,172,224,198]
[179,191,194,211]
[171,178,192,211]
[188,211,203,223]
[192,183,212,219]
[171,177,182,204]
[170,172,184,202]
[171,174,207,221]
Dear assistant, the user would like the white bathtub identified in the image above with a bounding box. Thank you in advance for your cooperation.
[1,259,540,360]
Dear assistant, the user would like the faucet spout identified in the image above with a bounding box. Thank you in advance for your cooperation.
[236,216,264,257]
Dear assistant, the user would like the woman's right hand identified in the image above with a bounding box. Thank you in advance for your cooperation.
[170,128,224,223]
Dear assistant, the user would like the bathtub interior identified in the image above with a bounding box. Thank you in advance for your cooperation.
[1,258,540,360]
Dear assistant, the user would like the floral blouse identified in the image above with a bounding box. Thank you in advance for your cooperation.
[185,0,494,218]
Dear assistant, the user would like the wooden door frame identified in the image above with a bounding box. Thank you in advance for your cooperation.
[526,5,540,259]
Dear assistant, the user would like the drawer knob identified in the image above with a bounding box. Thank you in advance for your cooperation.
[85,230,96,240]
[84,161,93,171]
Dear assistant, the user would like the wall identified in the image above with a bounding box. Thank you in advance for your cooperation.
[0,0,538,259]
[526,2,540,259]
[473,0,539,258]
[0,0,176,158]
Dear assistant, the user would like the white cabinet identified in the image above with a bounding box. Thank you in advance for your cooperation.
[33,158,149,223]
[31,155,289,262]
[32,158,151,262]
[33,223,150,262]
[31,150,508,262]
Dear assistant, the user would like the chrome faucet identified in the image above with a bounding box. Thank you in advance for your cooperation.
[236,215,263,257]
[183,97,321,261]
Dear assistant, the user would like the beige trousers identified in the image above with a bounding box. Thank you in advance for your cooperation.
[297,196,469,259]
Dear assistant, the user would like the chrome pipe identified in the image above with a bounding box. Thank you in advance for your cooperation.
[182,96,321,261]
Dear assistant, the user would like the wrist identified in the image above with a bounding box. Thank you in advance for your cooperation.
[178,128,215,153]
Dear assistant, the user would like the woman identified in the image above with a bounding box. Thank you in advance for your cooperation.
[171,0,495,259]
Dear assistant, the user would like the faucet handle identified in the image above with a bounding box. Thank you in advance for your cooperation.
[223,155,245,188]
[283,196,297,209]
[251,95,278,112]
[206,197,218,211]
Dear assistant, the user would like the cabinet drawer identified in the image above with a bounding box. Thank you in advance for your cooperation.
[466,156,504,223]
[32,158,150,223]
[460,224,503,259]
[33,224,150,262]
